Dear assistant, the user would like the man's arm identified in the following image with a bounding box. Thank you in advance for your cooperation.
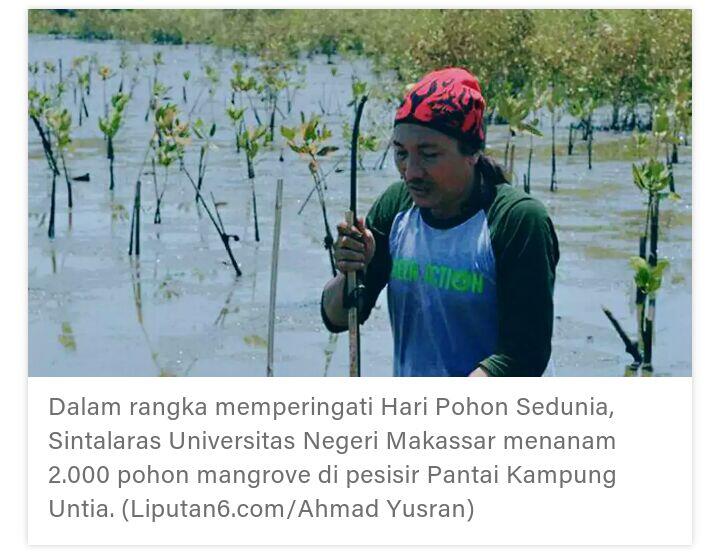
[477,198,560,377]
[321,181,411,333]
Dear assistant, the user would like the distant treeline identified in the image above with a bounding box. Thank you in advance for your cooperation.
[29,9,691,116]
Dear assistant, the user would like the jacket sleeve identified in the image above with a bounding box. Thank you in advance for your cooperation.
[479,199,560,377]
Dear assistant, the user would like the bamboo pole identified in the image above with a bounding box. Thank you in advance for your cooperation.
[267,179,284,377]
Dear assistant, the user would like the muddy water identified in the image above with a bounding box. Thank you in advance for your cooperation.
[28,36,691,377]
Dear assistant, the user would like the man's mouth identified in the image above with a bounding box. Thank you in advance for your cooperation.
[408,184,430,195]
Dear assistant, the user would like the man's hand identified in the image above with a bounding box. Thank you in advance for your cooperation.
[334,217,375,273]
[469,367,489,377]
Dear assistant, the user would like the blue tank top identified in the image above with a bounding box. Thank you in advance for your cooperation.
[387,206,499,377]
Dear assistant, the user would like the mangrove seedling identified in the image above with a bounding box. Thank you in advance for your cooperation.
[495,91,542,182]
[29,91,61,238]
[98,65,114,118]
[144,51,164,121]
[281,114,339,275]
[70,57,90,126]
[229,62,261,125]
[182,70,190,104]
[156,106,241,276]
[567,90,598,170]
[604,158,676,374]
[342,121,379,171]
[258,61,288,143]
[226,105,246,154]
[238,124,267,242]
[98,92,130,191]
[189,118,217,204]
[651,104,681,193]
[348,75,369,115]
[544,83,565,191]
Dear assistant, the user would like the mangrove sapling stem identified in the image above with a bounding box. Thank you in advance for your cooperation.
[107,135,115,191]
[128,139,155,256]
[152,158,166,225]
[374,138,392,170]
[526,134,534,191]
[48,172,57,239]
[509,143,516,183]
[128,179,141,256]
[310,167,337,276]
[550,112,557,191]
[58,149,73,208]
[587,115,593,170]
[245,150,260,243]
[30,116,59,176]
[181,163,242,277]
[643,196,660,373]
[665,144,676,193]
[267,178,284,377]
[297,159,341,215]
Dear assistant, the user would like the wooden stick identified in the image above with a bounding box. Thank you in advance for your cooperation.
[267,179,284,377]
[346,209,360,378]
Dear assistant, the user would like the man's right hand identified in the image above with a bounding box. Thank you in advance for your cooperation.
[334,217,376,273]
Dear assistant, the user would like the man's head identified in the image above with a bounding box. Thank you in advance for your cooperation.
[393,67,487,218]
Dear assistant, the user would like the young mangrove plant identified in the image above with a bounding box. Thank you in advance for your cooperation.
[182,70,190,104]
[281,114,339,275]
[229,62,261,125]
[544,83,565,192]
[258,61,287,143]
[189,118,217,204]
[496,91,542,183]
[567,88,598,170]
[238,124,267,242]
[29,90,62,238]
[98,92,130,191]
[144,51,164,122]
[604,159,677,374]
[226,105,245,154]
[69,56,90,126]
[342,121,379,171]
[153,105,241,276]
[651,104,680,193]
[98,65,114,118]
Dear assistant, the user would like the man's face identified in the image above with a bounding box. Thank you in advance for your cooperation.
[393,123,479,219]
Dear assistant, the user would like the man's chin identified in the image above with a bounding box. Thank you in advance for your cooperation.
[409,191,435,208]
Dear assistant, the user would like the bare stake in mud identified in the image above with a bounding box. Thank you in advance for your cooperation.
[267,178,284,377]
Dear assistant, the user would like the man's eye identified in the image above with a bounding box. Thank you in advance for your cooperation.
[421,152,438,159]
[395,150,408,159]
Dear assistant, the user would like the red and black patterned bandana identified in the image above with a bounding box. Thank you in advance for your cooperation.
[395,67,486,148]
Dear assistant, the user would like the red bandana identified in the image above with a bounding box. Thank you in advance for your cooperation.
[395,67,486,148]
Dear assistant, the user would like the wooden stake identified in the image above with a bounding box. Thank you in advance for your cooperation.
[267,179,284,377]
[346,209,360,378]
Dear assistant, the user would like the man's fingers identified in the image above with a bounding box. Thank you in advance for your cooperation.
[335,248,365,262]
[335,235,365,253]
[336,222,364,242]
[336,260,365,272]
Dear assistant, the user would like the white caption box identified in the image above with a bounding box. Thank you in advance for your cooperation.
[28,377,691,545]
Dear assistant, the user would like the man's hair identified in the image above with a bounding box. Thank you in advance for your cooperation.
[458,141,509,204]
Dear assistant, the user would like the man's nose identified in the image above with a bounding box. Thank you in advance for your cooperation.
[403,154,425,182]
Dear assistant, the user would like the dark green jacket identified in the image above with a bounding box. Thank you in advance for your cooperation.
[323,181,560,376]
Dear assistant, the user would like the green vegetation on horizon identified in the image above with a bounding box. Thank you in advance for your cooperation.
[29,9,691,114]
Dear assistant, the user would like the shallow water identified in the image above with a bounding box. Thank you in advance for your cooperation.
[28,36,692,377]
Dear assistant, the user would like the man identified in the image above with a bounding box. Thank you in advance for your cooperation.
[321,67,559,377]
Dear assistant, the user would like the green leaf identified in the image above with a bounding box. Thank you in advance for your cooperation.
[280,125,296,141]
